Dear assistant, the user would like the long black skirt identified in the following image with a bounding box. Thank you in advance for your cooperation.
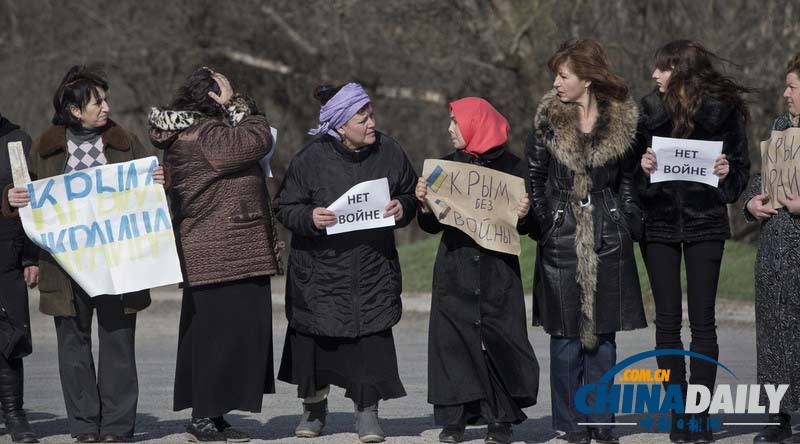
[433,351,529,426]
[173,276,274,417]
[278,327,406,407]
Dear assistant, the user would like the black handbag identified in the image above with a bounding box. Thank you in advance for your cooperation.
[0,292,31,360]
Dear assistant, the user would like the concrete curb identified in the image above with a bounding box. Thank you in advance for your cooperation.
[27,281,756,323]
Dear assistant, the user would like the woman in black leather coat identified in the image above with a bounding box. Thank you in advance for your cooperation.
[526,39,645,444]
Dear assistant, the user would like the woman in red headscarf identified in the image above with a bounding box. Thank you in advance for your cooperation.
[415,98,539,444]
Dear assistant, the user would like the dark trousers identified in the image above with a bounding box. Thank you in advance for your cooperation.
[642,241,724,401]
[550,334,616,433]
[54,282,138,437]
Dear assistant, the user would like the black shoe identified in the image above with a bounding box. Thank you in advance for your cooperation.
[558,430,591,444]
[753,413,792,443]
[210,417,249,442]
[186,417,226,442]
[591,427,619,444]
[439,423,466,443]
[485,422,512,444]
[99,435,130,443]
[74,434,101,443]
[670,413,691,443]
[4,415,40,443]
[782,433,800,443]
[691,414,714,444]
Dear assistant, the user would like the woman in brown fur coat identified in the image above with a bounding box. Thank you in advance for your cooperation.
[526,39,646,444]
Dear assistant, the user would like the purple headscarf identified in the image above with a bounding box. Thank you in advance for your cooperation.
[308,83,371,141]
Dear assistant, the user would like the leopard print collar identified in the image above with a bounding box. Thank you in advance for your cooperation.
[148,108,203,131]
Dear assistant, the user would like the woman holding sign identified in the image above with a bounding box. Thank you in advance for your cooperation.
[6,66,164,443]
[526,39,645,444]
[149,67,280,443]
[275,83,417,442]
[742,53,800,444]
[415,97,539,444]
[638,40,752,443]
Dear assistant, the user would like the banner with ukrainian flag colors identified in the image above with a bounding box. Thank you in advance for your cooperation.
[11,154,182,296]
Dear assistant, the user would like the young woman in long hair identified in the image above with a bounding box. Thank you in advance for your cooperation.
[638,40,752,444]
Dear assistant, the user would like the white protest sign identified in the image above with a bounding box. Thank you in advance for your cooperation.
[9,153,183,296]
[422,159,524,256]
[326,178,395,235]
[258,127,279,178]
[650,136,722,187]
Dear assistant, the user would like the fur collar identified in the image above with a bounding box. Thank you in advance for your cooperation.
[148,108,203,131]
[640,91,735,134]
[37,121,132,157]
[534,90,638,175]
[148,94,256,131]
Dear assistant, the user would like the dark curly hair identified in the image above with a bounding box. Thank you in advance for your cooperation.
[51,65,109,127]
[654,40,754,137]
[169,67,224,116]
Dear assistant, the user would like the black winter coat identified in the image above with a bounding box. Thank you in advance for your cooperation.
[527,91,646,349]
[420,147,539,408]
[637,92,751,242]
[275,132,418,338]
[0,116,35,358]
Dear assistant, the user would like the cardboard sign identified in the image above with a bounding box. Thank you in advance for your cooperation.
[422,159,524,255]
[326,178,395,235]
[650,136,722,187]
[760,127,800,209]
[9,149,183,296]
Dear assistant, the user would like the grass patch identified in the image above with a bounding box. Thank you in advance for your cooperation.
[399,235,757,301]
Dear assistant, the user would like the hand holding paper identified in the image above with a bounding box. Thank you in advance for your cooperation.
[778,193,800,215]
[8,187,29,207]
[640,148,657,176]
[384,199,403,221]
[746,194,778,221]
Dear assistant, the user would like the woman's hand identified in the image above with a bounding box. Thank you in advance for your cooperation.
[384,199,404,221]
[312,207,337,229]
[778,193,800,215]
[640,148,657,176]
[207,73,234,105]
[23,265,39,288]
[415,177,430,213]
[713,154,729,181]
[153,166,165,185]
[747,194,779,220]
[517,193,530,218]
[8,187,29,208]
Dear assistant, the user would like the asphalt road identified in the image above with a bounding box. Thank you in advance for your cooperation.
[4,286,784,444]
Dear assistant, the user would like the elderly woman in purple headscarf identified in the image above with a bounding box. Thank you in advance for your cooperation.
[275,83,418,442]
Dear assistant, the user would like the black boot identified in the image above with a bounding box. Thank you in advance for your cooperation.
[752,413,791,443]
[691,413,714,444]
[0,366,39,443]
[669,412,691,443]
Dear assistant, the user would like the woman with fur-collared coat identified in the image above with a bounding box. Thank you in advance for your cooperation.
[149,68,280,443]
[6,66,161,443]
[526,39,645,444]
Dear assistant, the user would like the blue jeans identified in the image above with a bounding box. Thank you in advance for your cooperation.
[550,334,616,433]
